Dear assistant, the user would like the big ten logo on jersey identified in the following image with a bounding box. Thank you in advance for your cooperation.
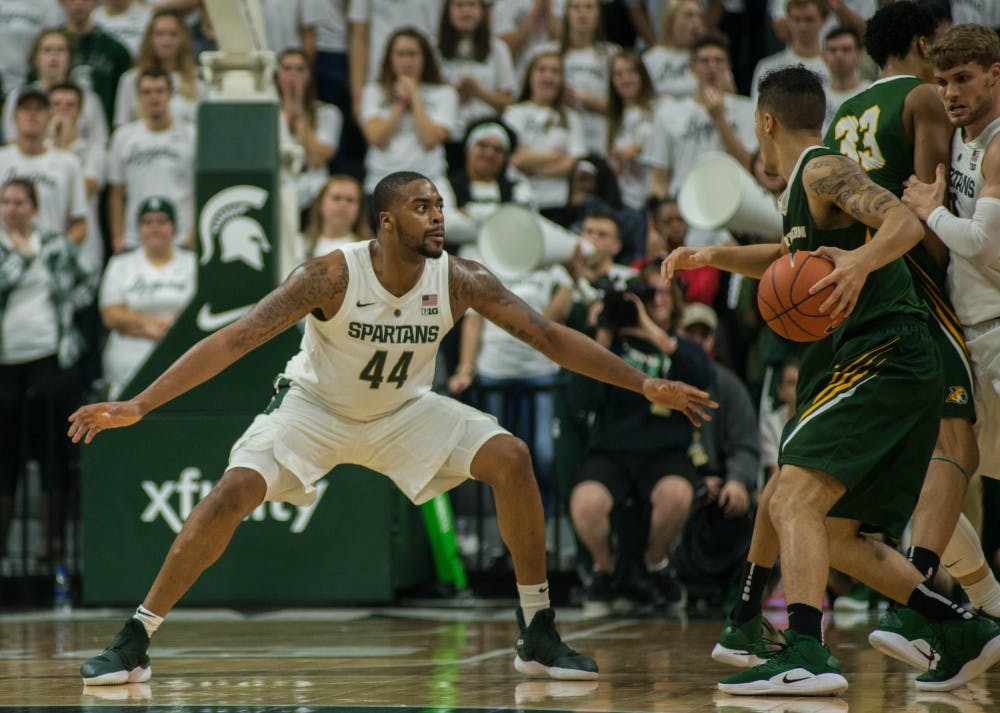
[140,467,327,534]
[198,185,271,271]
[421,293,439,315]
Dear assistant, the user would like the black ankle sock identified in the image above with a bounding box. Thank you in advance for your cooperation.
[787,603,823,642]
[907,581,972,621]
[730,562,772,625]
[907,546,941,580]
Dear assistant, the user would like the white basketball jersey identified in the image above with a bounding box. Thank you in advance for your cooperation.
[283,241,454,421]
[948,116,1000,326]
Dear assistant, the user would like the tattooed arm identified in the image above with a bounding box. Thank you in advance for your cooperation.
[803,154,924,318]
[448,256,717,424]
[69,255,349,443]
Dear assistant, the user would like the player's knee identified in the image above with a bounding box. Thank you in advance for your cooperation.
[478,435,534,488]
[202,469,266,521]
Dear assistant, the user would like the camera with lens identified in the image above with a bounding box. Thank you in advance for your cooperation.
[598,282,657,330]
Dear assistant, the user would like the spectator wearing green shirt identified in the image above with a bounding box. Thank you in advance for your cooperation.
[60,0,133,125]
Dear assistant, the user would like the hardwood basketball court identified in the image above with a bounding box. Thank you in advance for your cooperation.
[1,606,997,712]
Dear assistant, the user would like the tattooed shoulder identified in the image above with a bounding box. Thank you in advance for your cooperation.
[804,154,897,223]
[448,255,515,312]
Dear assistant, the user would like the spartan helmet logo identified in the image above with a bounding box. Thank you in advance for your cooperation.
[198,186,271,270]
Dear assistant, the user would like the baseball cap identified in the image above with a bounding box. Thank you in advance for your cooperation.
[680,302,718,331]
[137,196,176,223]
[15,87,50,109]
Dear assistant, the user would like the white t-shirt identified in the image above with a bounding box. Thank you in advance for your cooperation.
[644,94,757,196]
[360,82,458,193]
[751,48,830,103]
[3,85,109,148]
[314,0,350,53]
[439,37,517,140]
[298,233,361,261]
[93,3,154,57]
[822,81,870,135]
[99,247,197,398]
[59,134,106,272]
[502,101,586,209]
[113,68,205,128]
[611,105,655,209]
[0,145,88,234]
[260,0,325,54]
[492,0,566,72]
[530,41,619,154]
[295,103,343,209]
[953,0,1000,25]
[0,0,64,92]
[0,231,59,364]
[107,120,196,248]
[348,0,444,80]
[642,45,697,100]
[769,0,876,40]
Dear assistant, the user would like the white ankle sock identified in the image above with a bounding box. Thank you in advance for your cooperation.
[964,574,1000,617]
[518,581,551,624]
[134,605,163,637]
[645,555,669,573]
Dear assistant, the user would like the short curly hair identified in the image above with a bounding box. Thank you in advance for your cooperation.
[864,1,936,69]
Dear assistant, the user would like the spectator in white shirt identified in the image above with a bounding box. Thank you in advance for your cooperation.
[821,25,869,133]
[276,49,342,211]
[259,0,324,60]
[360,27,458,194]
[752,0,830,102]
[99,196,196,399]
[3,30,108,149]
[113,9,203,127]
[348,0,444,112]
[535,0,619,153]
[607,51,657,209]
[107,68,195,252]
[437,0,517,168]
[0,89,88,244]
[0,0,64,94]
[494,0,565,74]
[641,0,704,100]
[93,0,154,57]
[48,82,105,271]
[504,52,586,215]
[299,174,373,261]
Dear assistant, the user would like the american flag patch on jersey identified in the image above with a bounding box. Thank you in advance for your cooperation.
[421,293,439,314]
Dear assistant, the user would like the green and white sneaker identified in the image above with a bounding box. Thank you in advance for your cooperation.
[718,630,848,696]
[868,607,939,670]
[914,614,1000,691]
[80,618,151,686]
[514,608,599,681]
[712,613,783,667]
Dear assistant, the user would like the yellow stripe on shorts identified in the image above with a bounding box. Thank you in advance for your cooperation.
[799,337,899,421]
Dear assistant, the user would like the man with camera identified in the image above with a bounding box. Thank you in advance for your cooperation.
[567,260,712,616]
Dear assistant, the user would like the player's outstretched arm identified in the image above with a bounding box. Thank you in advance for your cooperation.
[449,256,717,425]
[662,243,785,282]
[68,256,349,444]
[804,154,924,318]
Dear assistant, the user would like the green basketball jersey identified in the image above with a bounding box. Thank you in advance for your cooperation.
[824,75,924,197]
[782,146,925,348]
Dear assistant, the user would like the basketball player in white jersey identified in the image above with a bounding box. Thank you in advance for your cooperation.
[904,22,1000,619]
[68,171,717,686]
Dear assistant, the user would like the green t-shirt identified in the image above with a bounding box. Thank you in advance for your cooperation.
[64,27,132,125]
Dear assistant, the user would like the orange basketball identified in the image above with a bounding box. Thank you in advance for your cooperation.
[757,253,843,342]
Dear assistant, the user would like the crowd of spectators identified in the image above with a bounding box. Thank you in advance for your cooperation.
[1,0,999,612]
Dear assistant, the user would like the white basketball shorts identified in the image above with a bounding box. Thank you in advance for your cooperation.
[228,384,510,505]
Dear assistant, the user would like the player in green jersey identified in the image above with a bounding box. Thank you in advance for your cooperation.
[664,65,1000,696]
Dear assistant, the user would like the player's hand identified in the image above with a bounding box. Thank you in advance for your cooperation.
[902,164,948,222]
[807,245,867,322]
[68,401,144,444]
[718,480,750,517]
[642,378,717,426]
[662,246,713,281]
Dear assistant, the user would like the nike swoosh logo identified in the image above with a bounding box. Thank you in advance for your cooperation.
[539,586,549,593]
[356,300,376,307]
[781,673,811,684]
[196,303,253,332]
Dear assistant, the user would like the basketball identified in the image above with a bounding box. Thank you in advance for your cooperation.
[757,252,843,342]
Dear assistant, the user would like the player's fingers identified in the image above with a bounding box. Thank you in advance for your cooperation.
[809,273,836,294]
